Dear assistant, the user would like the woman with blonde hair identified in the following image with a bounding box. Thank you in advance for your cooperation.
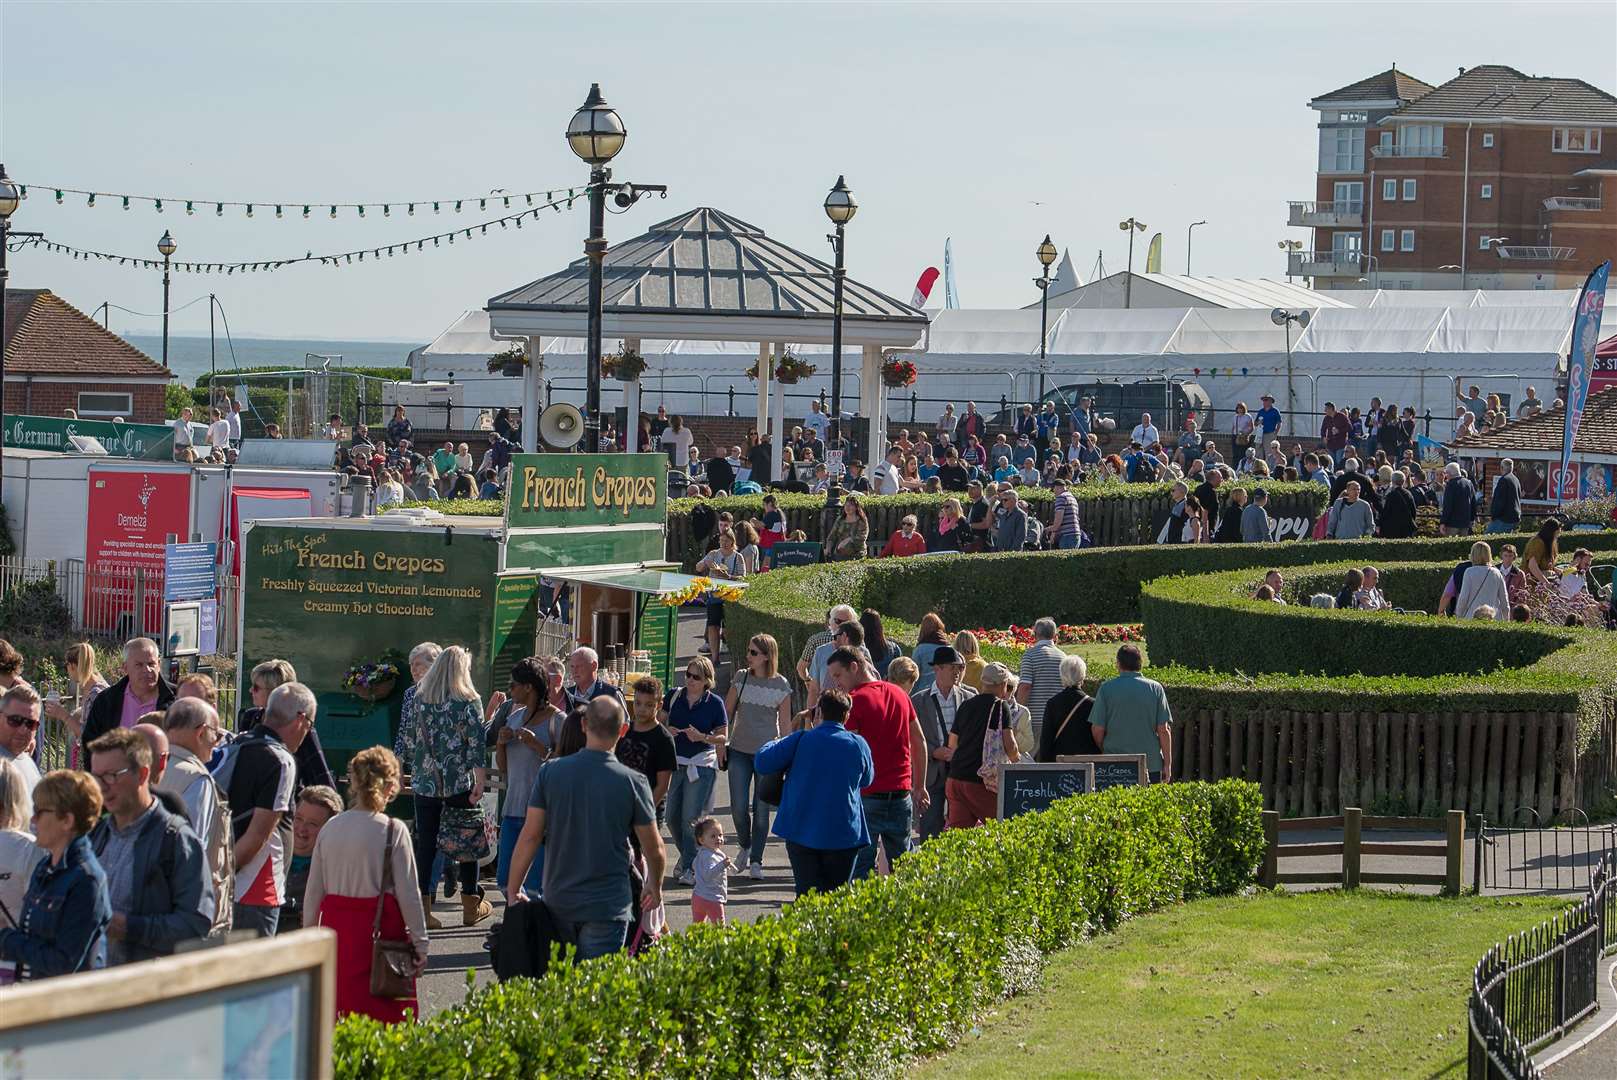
[305,746,428,1023]
[885,657,920,696]
[0,759,45,983]
[930,498,966,552]
[44,643,108,768]
[0,770,109,979]
[1457,541,1510,621]
[404,646,491,927]
[660,655,728,885]
[722,634,791,878]
[952,631,986,691]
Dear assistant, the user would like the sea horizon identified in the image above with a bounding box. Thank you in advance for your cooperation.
[122,332,424,386]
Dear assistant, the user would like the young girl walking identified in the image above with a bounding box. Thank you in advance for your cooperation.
[690,817,731,925]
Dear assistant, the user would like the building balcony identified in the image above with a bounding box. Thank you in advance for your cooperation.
[1370,144,1449,159]
[1287,250,1362,277]
[1288,200,1364,227]
[1542,196,1602,211]
[1494,245,1577,261]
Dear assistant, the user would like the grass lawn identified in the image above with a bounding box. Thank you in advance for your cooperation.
[911,890,1568,1080]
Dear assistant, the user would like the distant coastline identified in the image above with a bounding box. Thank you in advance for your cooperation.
[122,333,421,386]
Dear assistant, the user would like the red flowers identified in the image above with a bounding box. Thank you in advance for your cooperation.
[969,624,1144,649]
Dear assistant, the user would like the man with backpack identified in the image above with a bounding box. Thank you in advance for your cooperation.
[155,698,234,938]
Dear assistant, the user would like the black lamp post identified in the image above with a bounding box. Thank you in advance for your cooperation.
[1,163,21,492]
[1034,234,1058,401]
[1119,217,1146,308]
[823,176,857,450]
[157,230,177,368]
[566,83,626,454]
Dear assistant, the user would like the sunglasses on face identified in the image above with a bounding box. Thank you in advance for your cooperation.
[685,671,705,681]
[746,648,762,656]
[3,713,39,731]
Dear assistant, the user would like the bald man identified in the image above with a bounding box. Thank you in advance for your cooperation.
[133,717,188,820]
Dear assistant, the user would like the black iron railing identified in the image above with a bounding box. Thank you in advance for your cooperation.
[1467,853,1613,1079]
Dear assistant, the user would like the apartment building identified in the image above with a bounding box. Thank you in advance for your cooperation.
[1288,64,1617,291]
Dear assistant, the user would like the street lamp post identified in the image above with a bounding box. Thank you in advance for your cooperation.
[1277,239,1303,283]
[1,163,21,492]
[157,230,177,368]
[1270,307,1312,437]
[824,176,857,450]
[1033,234,1058,401]
[1186,220,1207,275]
[566,83,627,454]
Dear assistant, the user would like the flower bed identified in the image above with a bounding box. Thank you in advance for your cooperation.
[969,623,1143,650]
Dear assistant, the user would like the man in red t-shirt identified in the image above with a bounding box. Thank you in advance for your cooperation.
[826,648,929,880]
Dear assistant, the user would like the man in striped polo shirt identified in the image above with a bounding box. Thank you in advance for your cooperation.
[1048,478,1081,550]
[1016,618,1067,742]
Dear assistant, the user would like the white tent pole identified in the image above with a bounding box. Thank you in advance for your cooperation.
[756,343,771,436]
[522,336,541,453]
[623,337,642,452]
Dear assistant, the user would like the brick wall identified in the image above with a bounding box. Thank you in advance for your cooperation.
[14,381,168,424]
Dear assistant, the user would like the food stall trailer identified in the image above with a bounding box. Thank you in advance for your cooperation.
[237,452,737,775]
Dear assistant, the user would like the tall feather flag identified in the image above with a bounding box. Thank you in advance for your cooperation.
[1145,232,1163,274]
[1558,259,1610,504]
[911,267,940,308]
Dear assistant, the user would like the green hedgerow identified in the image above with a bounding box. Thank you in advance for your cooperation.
[333,780,1263,1080]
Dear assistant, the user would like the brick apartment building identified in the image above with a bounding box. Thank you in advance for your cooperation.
[1288,64,1617,292]
[2,288,173,423]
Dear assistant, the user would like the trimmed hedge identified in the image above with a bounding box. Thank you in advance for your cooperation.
[726,531,1617,677]
[332,780,1263,1079]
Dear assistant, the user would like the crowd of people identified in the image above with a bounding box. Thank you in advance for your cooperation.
[0,618,1179,1021]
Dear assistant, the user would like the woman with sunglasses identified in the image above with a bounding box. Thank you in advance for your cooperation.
[659,657,727,887]
[722,636,791,880]
[0,769,111,980]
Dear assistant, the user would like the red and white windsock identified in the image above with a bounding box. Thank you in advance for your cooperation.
[911,267,941,308]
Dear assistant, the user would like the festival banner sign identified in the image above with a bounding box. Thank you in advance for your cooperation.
[1561,260,1610,504]
[4,415,176,460]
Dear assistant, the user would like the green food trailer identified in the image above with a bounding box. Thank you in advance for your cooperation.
[237,452,739,776]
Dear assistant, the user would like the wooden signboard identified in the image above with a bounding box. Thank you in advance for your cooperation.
[1055,753,1149,791]
[0,928,336,1079]
[767,541,822,569]
[995,761,1095,820]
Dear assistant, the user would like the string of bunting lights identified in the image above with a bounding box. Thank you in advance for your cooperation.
[13,181,582,220]
[13,193,583,274]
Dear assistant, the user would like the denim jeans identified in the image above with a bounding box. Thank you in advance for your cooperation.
[1485,519,1517,534]
[1056,532,1079,550]
[852,793,913,880]
[234,903,280,938]
[666,765,717,875]
[549,913,630,962]
[496,816,544,896]
[725,750,772,865]
[785,841,861,897]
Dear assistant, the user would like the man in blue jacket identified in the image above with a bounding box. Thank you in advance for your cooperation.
[88,728,213,964]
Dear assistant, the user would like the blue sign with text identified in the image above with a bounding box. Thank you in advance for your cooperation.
[164,542,218,602]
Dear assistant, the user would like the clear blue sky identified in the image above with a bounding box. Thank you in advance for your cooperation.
[4,1,1613,341]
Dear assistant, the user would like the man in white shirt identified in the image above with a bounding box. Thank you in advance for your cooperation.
[171,407,196,462]
[0,686,43,822]
[1131,412,1161,448]
[803,401,829,443]
[226,399,243,446]
[871,446,904,496]
[207,408,232,463]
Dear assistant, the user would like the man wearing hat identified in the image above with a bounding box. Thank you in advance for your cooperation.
[910,646,971,842]
[1255,394,1283,439]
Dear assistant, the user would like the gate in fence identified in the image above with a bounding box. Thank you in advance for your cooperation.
[1473,809,1617,895]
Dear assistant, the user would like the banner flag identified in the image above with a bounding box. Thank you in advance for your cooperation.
[1560,260,1610,504]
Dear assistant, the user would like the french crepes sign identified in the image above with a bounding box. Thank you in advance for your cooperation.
[505,452,666,529]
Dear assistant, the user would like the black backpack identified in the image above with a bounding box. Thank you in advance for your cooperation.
[487,899,559,981]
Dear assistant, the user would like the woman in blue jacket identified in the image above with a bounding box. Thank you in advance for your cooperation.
[0,770,111,979]
[756,690,873,897]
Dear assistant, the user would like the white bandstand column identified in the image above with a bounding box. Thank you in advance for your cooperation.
[622,337,642,451]
[521,335,542,453]
[756,342,771,436]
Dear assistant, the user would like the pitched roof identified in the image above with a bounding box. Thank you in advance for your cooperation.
[2,289,171,378]
[1384,64,1617,125]
[487,207,927,325]
[1311,67,1435,105]
[1449,385,1617,458]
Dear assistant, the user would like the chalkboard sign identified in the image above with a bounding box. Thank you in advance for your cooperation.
[1056,754,1148,791]
[996,761,1095,820]
[768,541,822,569]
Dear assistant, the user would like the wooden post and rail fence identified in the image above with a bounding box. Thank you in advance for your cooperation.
[1261,807,1466,896]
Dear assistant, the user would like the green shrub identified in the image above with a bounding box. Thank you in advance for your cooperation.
[0,571,72,639]
[333,780,1263,1079]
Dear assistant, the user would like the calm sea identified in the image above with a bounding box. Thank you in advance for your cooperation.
[123,334,422,387]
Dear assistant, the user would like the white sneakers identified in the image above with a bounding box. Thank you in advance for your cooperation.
[731,856,766,880]
[677,868,696,887]
[748,862,764,881]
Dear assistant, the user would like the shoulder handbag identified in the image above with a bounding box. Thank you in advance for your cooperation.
[370,820,417,999]
[438,802,495,862]
[978,700,1014,793]
[1051,695,1088,747]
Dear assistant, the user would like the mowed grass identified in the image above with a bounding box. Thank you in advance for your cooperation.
[911,890,1569,1080]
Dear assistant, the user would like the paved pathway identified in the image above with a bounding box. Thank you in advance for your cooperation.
[1541,957,1617,1079]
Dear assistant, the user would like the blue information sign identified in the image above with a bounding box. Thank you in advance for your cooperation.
[164,542,218,602]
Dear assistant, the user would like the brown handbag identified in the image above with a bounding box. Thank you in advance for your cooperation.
[369,819,417,999]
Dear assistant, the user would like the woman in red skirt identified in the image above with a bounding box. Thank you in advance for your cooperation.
[304,746,429,1023]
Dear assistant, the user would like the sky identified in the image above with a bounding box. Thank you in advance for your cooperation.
[3,1,1614,343]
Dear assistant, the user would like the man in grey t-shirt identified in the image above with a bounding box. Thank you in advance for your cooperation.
[506,697,665,961]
